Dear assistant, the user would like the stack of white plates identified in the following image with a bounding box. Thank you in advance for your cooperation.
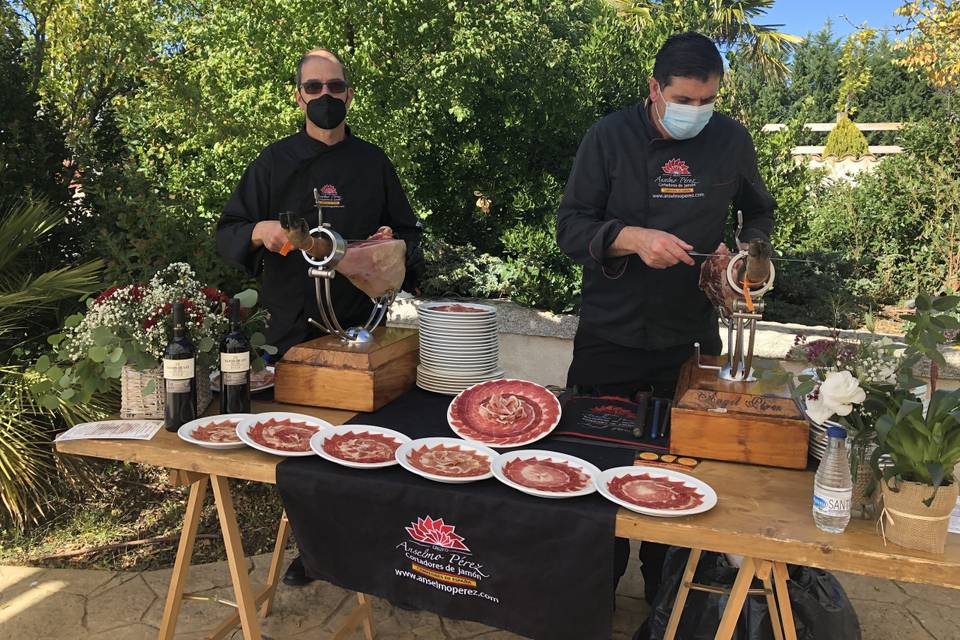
[416,302,504,395]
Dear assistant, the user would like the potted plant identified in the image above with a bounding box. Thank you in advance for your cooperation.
[756,293,960,525]
[30,263,275,418]
[871,386,960,553]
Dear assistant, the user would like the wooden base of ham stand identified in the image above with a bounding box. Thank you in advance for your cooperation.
[274,327,418,412]
[670,355,810,469]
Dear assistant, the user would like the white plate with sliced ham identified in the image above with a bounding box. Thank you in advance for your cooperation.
[236,412,333,457]
[447,379,561,448]
[178,414,253,450]
[310,425,411,469]
[492,450,600,499]
[396,437,498,483]
[596,466,717,517]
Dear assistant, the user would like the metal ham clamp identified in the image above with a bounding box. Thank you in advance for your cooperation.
[695,211,775,382]
[278,188,406,344]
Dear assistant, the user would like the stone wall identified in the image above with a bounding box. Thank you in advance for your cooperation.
[389,296,960,389]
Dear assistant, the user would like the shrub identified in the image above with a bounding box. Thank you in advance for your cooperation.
[822,115,870,158]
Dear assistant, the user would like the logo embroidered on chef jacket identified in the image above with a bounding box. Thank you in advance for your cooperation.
[653,158,703,200]
[315,183,345,208]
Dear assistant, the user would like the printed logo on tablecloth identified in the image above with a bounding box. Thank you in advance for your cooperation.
[405,516,470,551]
[394,514,500,604]
[653,157,703,200]
[315,183,345,208]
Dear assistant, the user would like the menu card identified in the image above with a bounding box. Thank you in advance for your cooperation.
[56,420,163,442]
[950,497,960,535]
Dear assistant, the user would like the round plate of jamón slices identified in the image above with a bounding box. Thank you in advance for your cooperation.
[492,450,600,499]
[178,414,253,450]
[396,437,498,483]
[596,466,717,517]
[236,412,332,457]
[310,425,411,469]
[447,379,562,448]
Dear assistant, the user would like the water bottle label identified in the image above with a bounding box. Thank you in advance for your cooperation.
[163,358,195,380]
[813,483,852,516]
[221,352,250,373]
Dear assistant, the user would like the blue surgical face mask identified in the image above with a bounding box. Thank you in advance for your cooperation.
[654,84,714,140]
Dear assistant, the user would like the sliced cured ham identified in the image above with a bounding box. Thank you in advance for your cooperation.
[407,444,491,478]
[247,418,319,452]
[192,419,241,443]
[428,304,489,313]
[449,379,561,446]
[607,473,704,510]
[502,457,590,493]
[322,431,402,463]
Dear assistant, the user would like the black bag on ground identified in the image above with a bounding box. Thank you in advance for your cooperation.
[636,547,861,640]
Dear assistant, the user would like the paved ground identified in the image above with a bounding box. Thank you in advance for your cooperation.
[2,544,958,639]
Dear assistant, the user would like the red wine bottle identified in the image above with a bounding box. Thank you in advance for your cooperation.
[219,298,251,413]
[163,302,197,431]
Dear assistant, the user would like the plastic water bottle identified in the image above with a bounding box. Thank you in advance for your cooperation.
[812,425,853,533]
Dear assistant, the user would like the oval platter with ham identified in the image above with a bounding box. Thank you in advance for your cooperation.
[310,425,411,469]
[178,413,253,450]
[492,450,600,499]
[236,412,333,457]
[395,437,498,483]
[447,379,562,447]
[596,466,717,517]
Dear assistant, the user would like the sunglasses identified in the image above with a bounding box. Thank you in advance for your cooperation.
[299,79,348,95]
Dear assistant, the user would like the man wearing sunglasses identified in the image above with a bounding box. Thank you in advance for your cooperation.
[556,33,774,608]
[217,50,423,587]
[217,48,423,357]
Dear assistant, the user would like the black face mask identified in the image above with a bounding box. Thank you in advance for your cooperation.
[306,94,347,130]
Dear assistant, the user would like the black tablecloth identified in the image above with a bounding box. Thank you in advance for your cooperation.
[277,389,635,640]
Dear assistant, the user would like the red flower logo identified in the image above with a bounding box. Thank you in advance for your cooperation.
[405,516,470,551]
[320,184,338,195]
[662,158,690,175]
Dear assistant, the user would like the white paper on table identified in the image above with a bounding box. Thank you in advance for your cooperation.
[56,420,163,442]
[949,497,960,535]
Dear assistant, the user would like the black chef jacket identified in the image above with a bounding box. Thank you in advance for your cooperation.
[217,128,423,354]
[556,103,775,352]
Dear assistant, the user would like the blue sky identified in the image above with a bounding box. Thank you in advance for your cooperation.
[763,0,910,40]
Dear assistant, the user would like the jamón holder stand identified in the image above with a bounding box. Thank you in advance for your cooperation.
[300,188,396,344]
[694,215,776,382]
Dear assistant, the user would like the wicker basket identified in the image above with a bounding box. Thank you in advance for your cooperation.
[879,480,958,554]
[121,365,212,420]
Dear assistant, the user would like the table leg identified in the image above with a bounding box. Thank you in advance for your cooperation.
[773,562,798,640]
[714,556,756,640]
[210,474,262,640]
[664,548,703,640]
[259,512,291,618]
[357,592,375,640]
[755,561,784,640]
[158,475,209,640]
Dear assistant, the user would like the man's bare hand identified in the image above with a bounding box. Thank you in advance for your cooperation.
[612,226,695,268]
[367,226,394,241]
[251,220,288,253]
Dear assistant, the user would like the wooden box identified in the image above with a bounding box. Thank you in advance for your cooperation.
[670,356,810,469]
[274,327,418,412]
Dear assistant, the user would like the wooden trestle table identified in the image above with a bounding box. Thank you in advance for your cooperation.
[55,398,960,640]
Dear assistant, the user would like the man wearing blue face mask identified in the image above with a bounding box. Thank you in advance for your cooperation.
[556,32,774,603]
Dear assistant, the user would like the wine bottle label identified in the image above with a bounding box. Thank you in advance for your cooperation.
[813,483,852,516]
[165,378,192,393]
[221,351,250,373]
[163,358,195,380]
[223,370,249,385]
